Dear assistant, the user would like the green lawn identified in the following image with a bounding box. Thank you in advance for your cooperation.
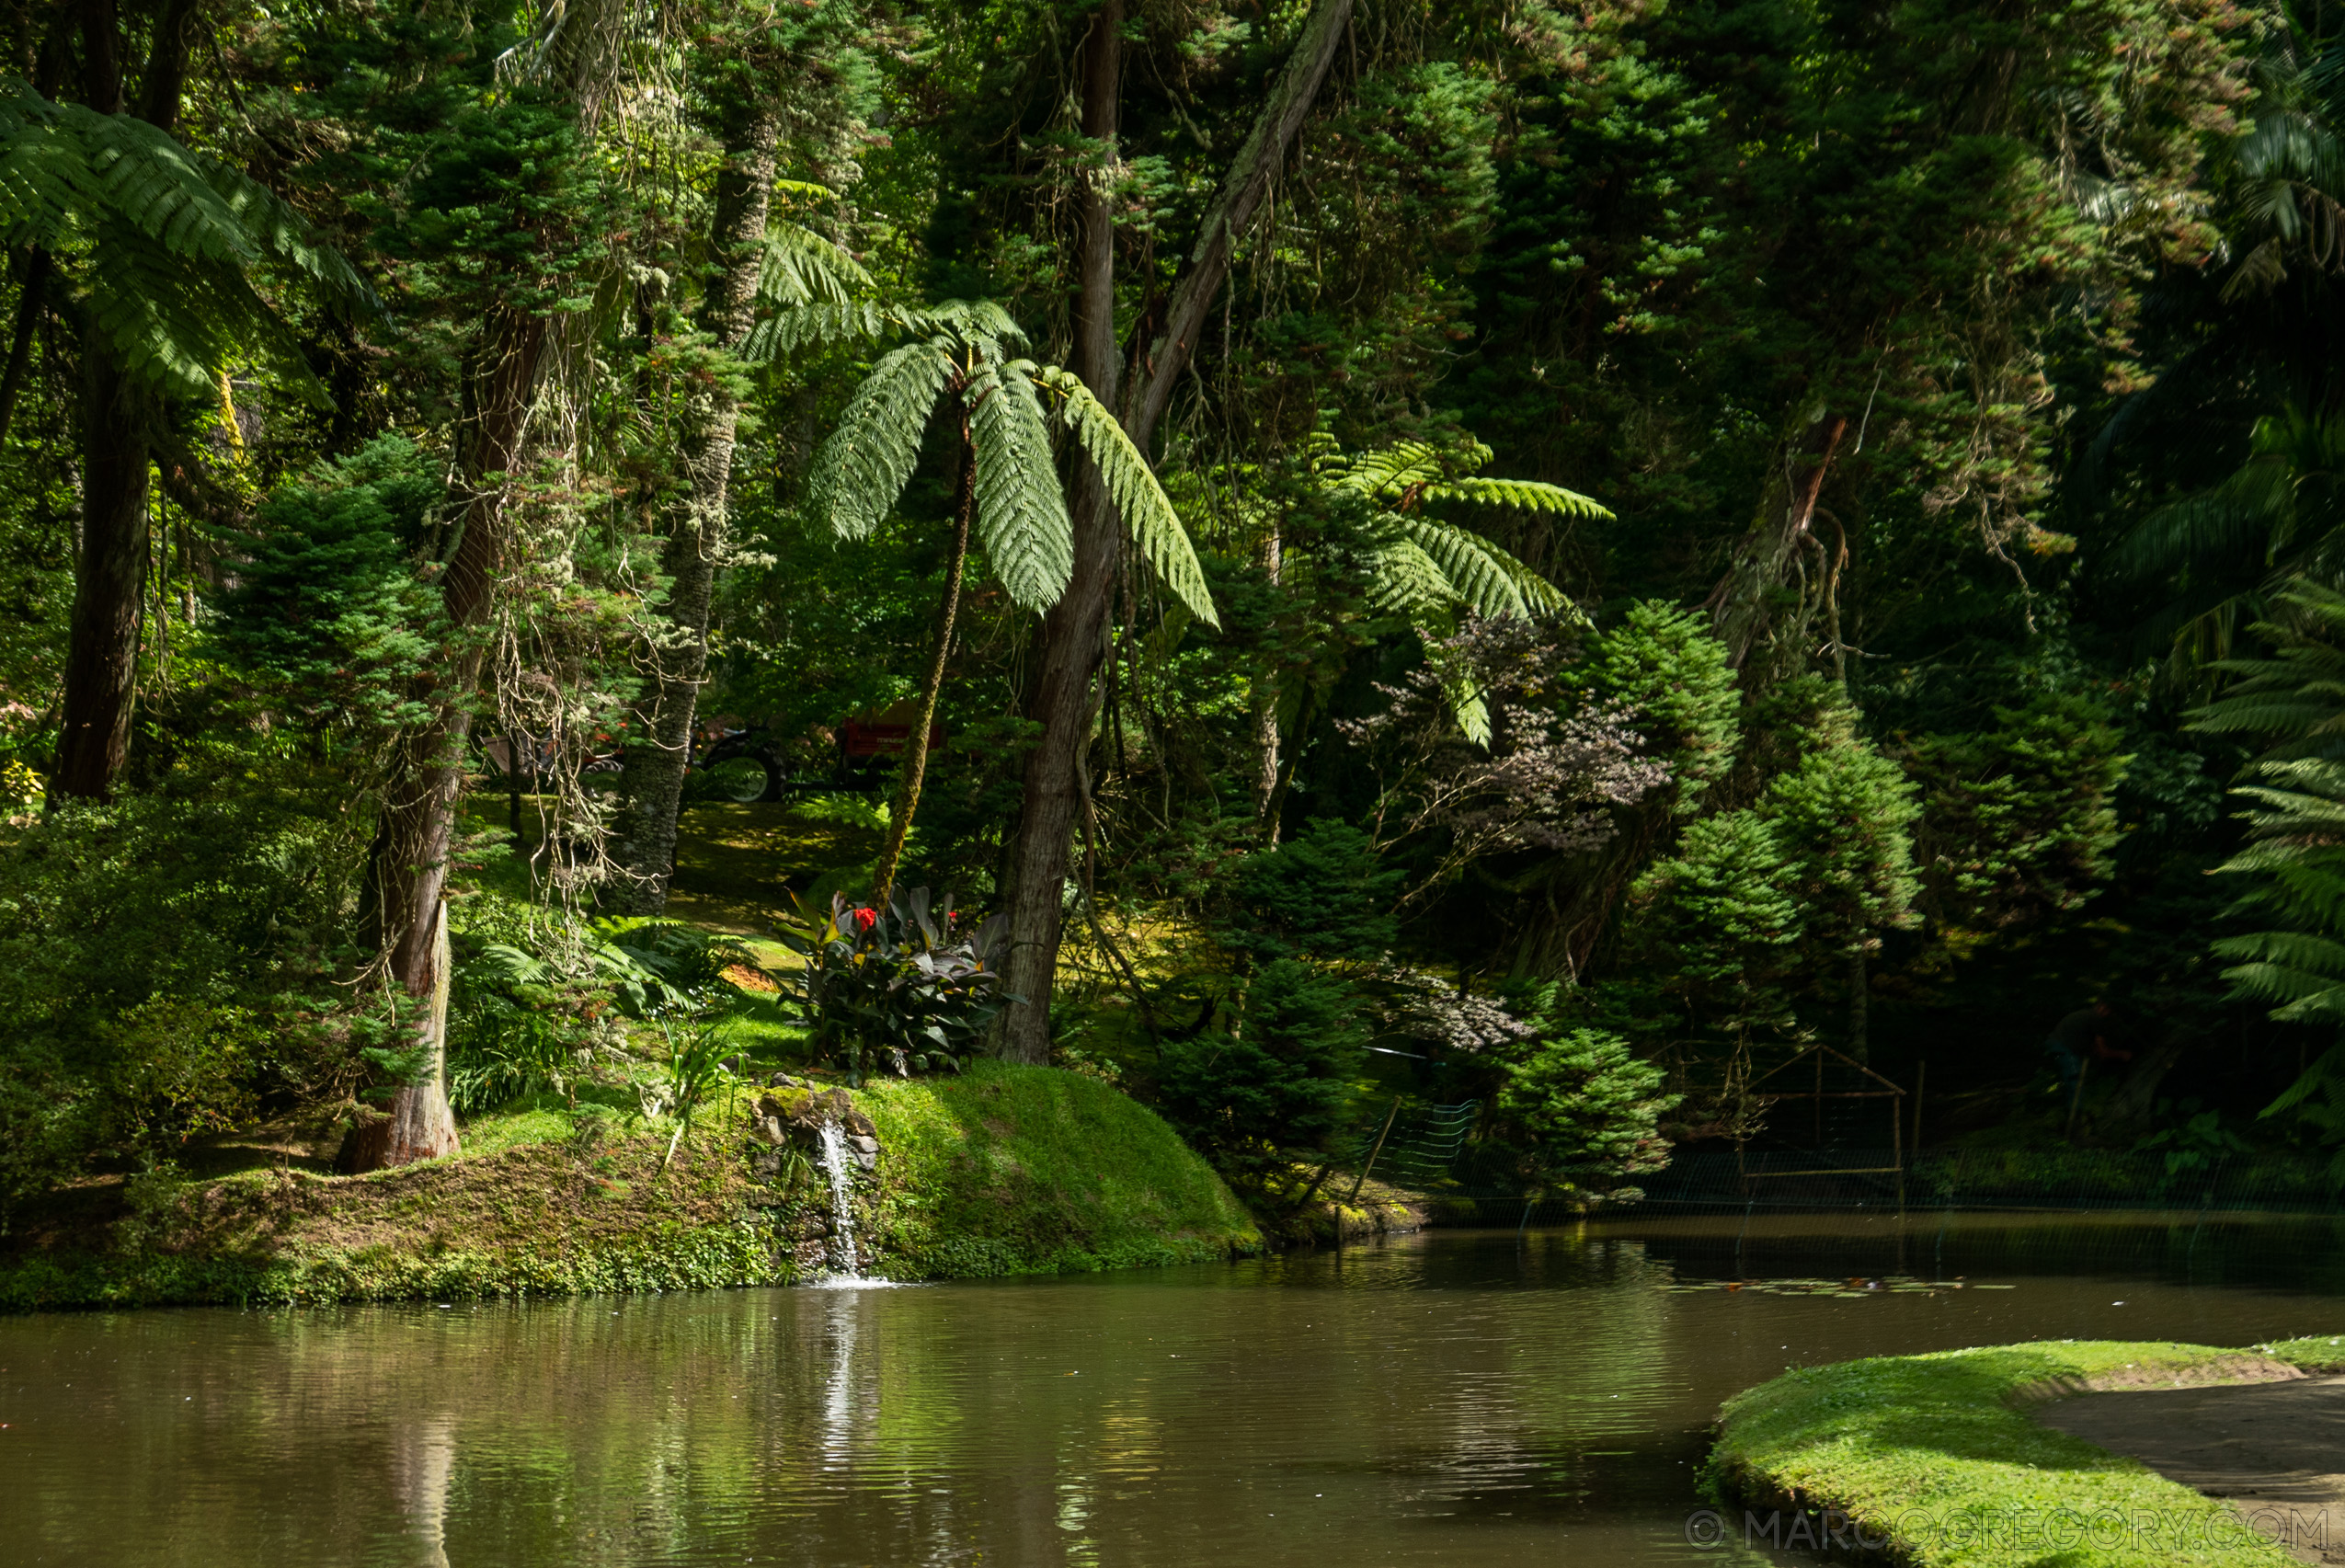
[1709,1339,2339,1567]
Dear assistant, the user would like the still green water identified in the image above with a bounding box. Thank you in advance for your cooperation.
[6,1219,2343,1567]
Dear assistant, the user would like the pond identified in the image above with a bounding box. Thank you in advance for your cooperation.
[6,1215,2344,1567]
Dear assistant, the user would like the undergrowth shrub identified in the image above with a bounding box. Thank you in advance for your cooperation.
[1157,957,1367,1182]
[0,761,369,1217]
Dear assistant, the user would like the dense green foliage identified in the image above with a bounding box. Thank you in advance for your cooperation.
[7,0,2345,1248]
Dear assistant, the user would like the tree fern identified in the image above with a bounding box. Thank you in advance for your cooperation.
[1367,534,1457,619]
[1311,434,1598,629]
[806,337,955,540]
[2193,581,2345,754]
[2119,406,2345,669]
[967,360,1073,610]
[2196,612,2345,1178]
[0,76,372,402]
[1306,433,1605,741]
[1400,513,1565,620]
[1323,439,1444,500]
[743,297,1026,362]
[1035,364,1218,626]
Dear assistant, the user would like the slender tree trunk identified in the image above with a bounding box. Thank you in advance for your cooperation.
[996,0,1356,1061]
[353,306,545,1171]
[343,901,459,1169]
[613,83,785,911]
[1252,523,1282,827]
[873,432,975,909]
[0,247,51,450]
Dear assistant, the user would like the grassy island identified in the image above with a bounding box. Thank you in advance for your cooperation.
[0,1064,1263,1312]
[1708,1339,2345,1568]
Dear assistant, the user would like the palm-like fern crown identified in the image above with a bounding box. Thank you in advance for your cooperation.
[758,298,1218,626]
[1306,434,1610,742]
[756,183,872,307]
[1309,433,1607,624]
[0,75,373,402]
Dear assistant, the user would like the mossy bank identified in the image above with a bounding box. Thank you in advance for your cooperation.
[1708,1337,2345,1567]
[0,1064,1263,1311]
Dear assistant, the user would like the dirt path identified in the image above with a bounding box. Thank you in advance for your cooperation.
[2038,1375,2345,1564]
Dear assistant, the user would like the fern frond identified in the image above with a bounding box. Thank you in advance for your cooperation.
[746,299,1028,363]
[1427,475,1615,521]
[1399,514,1569,620]
[1325,440,1445,502]
[1035,363,1218,626]
[2116,457,2297,579]
[744,301,891,361]
[924,299,1026,349]
[755,220,870,307]
[0,78,370,402]
[965,359,1072,611]
[807,337,955,540]
[1366,534,1456,618]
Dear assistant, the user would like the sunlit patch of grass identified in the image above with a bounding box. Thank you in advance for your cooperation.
[1710,1340,2314,1567]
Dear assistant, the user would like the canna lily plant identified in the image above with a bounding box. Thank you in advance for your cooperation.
[774,887,1012,1084]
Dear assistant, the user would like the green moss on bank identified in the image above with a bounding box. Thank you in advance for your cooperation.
[1710,1340,2317,1567]
[857,1063,1263,1277]
[0,1065,1259,1311]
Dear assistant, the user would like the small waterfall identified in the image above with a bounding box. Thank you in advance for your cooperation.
[814,1119,864,1278]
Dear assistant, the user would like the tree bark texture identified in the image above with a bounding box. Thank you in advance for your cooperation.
[54,346,149,798]
[352,0,624,1171]
[354,305,547,1170]
[1252,523,1283,825]
[612,88,786,912]
[51,0,197,800]
[996,0,1356,1061]
[872,432,975,909]
[343,901,460,1169]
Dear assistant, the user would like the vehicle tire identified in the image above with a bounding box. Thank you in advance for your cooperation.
[707,754,774,804]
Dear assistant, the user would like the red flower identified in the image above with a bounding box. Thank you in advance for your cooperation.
[852,908,878,933]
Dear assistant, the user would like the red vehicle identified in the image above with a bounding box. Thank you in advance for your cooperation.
[836,702,944,790]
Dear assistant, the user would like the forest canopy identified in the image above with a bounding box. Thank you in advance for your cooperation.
[3,0,2341,1208]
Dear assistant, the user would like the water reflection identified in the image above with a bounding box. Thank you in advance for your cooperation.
[4,1219,2342,1566]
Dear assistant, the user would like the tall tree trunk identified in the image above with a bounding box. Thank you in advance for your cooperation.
[995,0,1356,1062]
[354,304,548,1171]
[51,0,195,800]
[612,82,786,911]
[873,431,975,909]
[352,0,622,1171]
[54,347,148,798]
